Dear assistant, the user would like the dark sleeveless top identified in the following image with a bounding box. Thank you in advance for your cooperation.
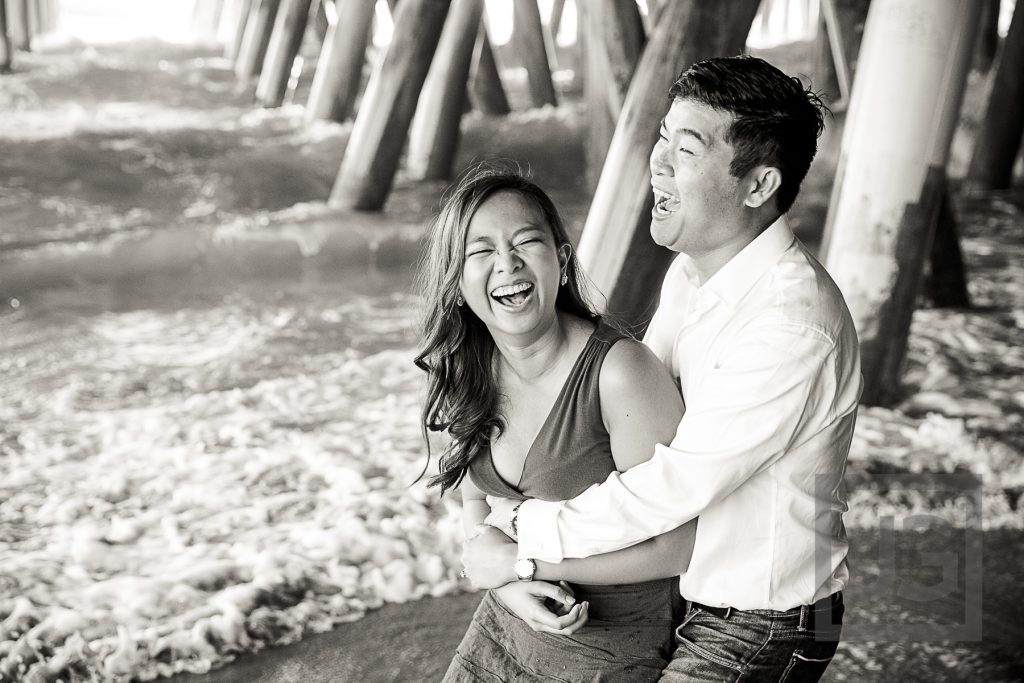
[468,322,625,502]
[445,322,680,682]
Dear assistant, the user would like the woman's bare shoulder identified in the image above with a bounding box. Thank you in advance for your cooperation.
[601,337,674,392]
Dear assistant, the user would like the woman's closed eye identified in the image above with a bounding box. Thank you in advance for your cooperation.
[514,238,542,248]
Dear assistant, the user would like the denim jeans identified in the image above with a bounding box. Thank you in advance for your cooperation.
[659,593,844,682]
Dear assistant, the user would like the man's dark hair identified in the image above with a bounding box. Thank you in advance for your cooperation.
[669,55,828,214]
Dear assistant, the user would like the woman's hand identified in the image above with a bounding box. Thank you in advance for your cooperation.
[461,524,517,589]
[492,581,589,635]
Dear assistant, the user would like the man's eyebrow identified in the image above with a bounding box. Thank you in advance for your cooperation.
[659,118,708,146]
[679,127,708,145]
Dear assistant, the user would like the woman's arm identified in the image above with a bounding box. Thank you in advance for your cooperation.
[462,474,589,633]
[536,339,694,585]
[460,474,490,537]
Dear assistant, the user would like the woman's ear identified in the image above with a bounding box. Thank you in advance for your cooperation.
[558,243,572,270]
[744,166,782,209]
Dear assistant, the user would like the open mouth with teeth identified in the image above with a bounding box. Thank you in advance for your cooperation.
[490,282,535,308]
[652,188,681,218]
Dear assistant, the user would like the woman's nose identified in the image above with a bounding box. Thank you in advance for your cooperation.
[495,247,523,272]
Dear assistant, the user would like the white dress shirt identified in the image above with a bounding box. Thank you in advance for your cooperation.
[516,219,862,611]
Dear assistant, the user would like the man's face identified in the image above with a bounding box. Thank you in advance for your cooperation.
[649,98,757,260]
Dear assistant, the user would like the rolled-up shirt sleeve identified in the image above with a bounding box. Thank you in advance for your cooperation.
[516,320,836,563]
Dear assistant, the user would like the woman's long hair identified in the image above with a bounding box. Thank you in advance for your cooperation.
[414,166,600,495]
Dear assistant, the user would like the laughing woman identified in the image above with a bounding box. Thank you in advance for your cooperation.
[415,168,696,682]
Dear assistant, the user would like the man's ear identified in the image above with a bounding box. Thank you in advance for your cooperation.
[744,166,782,209]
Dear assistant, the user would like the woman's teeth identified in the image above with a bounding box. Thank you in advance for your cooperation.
[491,282,533,306]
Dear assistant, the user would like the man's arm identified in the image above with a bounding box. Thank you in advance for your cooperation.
[515,322,837,563]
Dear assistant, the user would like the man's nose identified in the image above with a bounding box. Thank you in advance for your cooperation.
[650,143,671,176]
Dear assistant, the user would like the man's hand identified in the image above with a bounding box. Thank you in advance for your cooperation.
[484,495,520,539]
[492,581,589,635]
[461,525,517,589]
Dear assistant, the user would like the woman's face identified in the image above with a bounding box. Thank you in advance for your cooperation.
[459,191,567,342]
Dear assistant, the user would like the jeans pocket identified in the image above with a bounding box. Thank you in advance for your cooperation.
[673,615,763,673]
[779,649,835,682]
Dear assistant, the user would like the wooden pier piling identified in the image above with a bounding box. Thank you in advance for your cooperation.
[513,0,556,107]
[579,0,644,189]
[235,0,281,81]
[0,0,11,73]
[407,0,484,180]
[256,0,313,107]
[329,0,451,210]
[468,24,510,116]
[821,0,982,404]
[7,0,30,51]
[305,0,375,123]
[224,0,254,61]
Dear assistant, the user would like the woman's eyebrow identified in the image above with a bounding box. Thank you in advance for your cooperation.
[512,225,546,237]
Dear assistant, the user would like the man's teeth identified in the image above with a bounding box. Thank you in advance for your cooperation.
[653,188,680,215]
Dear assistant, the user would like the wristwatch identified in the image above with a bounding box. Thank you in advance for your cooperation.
[513,558,537,582]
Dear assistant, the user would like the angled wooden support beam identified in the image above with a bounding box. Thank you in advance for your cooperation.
[306,0,375,124]
[328,0,451,210]
[407,0,484,181]
[576,0,761,330]
[469,23,510,116]
[235,0,281,81]
[311,0,329,41]
[513,0,556,107]
[818,0,852,105]
[579,0,644,190]
[256,0,313,107]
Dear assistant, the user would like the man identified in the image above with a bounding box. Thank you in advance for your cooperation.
[463,55,862,681]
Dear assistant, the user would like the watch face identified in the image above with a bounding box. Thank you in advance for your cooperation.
[514,558,535,581]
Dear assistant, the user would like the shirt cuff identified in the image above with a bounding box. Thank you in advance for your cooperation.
[515,498,564,563]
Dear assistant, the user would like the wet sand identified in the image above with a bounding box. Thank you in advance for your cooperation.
[171,530,1024,682]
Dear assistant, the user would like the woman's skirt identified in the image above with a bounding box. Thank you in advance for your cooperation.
[443,578,681,682]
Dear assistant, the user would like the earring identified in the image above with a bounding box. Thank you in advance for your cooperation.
[456,295,464,307]
[560,271,568,286]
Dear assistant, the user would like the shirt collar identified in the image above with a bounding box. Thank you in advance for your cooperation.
[702,217,796,307]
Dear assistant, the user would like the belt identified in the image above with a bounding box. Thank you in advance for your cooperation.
[691,592,843,633]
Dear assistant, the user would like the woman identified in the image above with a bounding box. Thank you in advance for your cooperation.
[415,167,696,682]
